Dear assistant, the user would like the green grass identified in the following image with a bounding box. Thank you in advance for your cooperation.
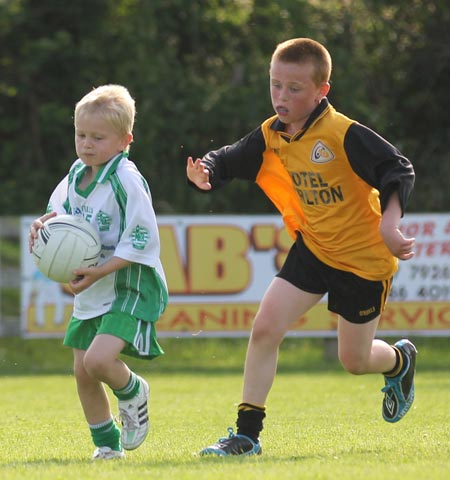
[0,337,449,479]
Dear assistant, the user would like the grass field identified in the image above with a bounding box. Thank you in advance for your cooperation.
[1,337,449,479]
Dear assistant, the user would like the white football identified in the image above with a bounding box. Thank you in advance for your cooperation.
[32,214,101,283]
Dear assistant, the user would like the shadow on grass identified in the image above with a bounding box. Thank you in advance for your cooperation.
[1,452,323,470]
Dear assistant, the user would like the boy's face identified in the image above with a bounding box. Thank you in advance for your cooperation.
[75,113,132,170]
[270,59,329,132]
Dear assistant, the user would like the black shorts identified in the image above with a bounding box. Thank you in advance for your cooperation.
[276,234,392,324]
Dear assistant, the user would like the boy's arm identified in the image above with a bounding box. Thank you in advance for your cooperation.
[345,123,415,215]
[379,191,415,260]
[28,173,71,252]
[345,124,415,259]
[187,126,266,191]
[70,256,131,294]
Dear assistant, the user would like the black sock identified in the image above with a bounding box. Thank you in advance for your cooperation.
[236,403,266,443]
[383,346,403,377]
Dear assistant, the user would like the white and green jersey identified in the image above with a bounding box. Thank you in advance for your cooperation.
[47,152,168,322]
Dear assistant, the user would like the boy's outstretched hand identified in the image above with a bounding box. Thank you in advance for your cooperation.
[187,156,211,190]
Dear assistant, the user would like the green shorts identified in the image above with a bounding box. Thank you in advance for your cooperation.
[63,312,164,360]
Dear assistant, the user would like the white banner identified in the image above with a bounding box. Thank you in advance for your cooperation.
[21,214,450,337]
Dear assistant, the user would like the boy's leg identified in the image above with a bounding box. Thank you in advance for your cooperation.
[91,418,124,460]
[73,349,123,458]
[85,334,150,451]
[242,280,324,405]
[200,278,323,456]
[337,316,417,422]
[114,372,150,450]
[337,315,395,374]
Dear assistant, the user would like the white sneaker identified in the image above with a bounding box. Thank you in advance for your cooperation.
[92,446,125,460]
[119,376,150,450]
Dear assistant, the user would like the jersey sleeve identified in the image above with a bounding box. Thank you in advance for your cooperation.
[191,126,266,190]
[46,175,70,214]
[344,123,415,214]
[113,162,163,269]
[46,160,85,214]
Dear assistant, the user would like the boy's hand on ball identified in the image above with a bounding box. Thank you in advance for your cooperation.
[69,267,101,294]
[28,212,57,252]
[70,256,129,294]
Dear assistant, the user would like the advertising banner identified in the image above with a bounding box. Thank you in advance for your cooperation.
[21,214,450,338]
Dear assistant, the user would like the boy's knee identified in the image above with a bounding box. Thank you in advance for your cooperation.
[338,351,368,375]
[250,316,284,345]
[250,325,271,344]
[83,351,108,378]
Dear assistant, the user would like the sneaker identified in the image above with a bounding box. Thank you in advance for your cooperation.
[382,339,417,423]
[119,376,150,450]
[92,446,125,460]
[199,427,262,456]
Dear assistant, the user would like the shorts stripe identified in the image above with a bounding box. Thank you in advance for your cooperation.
[381,278,393,311]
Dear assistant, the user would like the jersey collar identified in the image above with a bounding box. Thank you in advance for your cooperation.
[95,151,128,184]
[270,97,330,139]
[74,151,127,185]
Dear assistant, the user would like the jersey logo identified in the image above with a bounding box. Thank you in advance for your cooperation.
[311,141,335,164]
[131,225,150,250]
[96,210,112,231]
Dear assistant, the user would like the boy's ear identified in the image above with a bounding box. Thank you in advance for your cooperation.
[320,82,331,96]
[123,133,133,148]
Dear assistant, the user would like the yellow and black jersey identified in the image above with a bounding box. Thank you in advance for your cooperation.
[197,98,415,281]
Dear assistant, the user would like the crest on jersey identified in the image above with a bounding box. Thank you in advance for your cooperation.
[131,225,150,250]
[96,210,112,231]
[311,141,335,164]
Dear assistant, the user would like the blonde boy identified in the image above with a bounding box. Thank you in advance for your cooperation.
[30,85,168,459]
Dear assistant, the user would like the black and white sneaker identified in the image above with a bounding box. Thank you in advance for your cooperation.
[119,376,150,450]
[382,339,417,423]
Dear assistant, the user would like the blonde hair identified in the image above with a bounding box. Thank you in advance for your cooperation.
[271,38,332,86]
[74,84,135,146]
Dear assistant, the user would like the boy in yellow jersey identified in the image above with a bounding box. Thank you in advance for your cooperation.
[186,38,416,456]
